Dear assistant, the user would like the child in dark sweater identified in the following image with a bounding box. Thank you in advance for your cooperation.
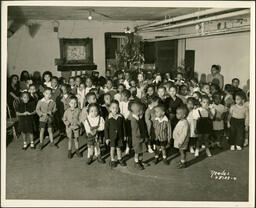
[105,100,127,168]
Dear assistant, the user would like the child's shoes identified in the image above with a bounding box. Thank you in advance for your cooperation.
[230,145,235,151]
[68,150,72,159]
[97,156,105,164]
[30,142,35,149]
[50,142,59,149]
[109,160,117,168]
[163,158,169,165]
[75,150,82,158]
[87,156,93,165]
[236,145,242,151]
[148,145,154,153]
[206,148,212,157]
[134,161,144,170]
[22,142,27,150]
[118,159,127,167]
[194,148,200,157]
[37,142,43,150]
[177,161,186,169]
[243,139,249,147]
[189,146,195,154]
[154,157,159,165]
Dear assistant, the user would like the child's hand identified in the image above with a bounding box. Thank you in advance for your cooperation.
[106,139,110,145]
[227,122,231,128]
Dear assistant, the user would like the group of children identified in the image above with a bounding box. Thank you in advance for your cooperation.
[9,67,249,169]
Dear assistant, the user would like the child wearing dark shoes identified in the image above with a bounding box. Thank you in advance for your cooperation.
[129,101,149,170]
[105,100,127,168]
[173,106,190,169]
[153,104,172,165]
[63,96,82,159]
[83,103,105,165]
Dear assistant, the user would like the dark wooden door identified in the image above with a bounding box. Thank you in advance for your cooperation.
[155,40,178,76]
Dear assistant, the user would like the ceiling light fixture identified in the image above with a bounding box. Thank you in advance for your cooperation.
[88,10,92,20]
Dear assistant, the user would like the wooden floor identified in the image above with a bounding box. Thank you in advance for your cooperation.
[6,134,249,201]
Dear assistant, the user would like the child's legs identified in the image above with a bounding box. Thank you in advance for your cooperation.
[21,132,26,143]
[214,130,224,144]
[95,142,101,157]
[235,121,245,147]
[229,119,236,145]
[138,153,143,161]
[160,145,167,158]
[116,147,122,160]
[73,130,79,149]
[39,128,45,143]
[110,147,115,161]
[47,128,54,143]
[155,145,160,157]
[134,153,139,162]
[196,135,202,149]
[202,134,210,148]
[68,137,72,150]
[74,137,79,149]
[87,145,94,158]
[179,149,186,162]
[27,133,34,143]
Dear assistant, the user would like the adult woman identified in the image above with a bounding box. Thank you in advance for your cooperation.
[7,74,20,117]
[207,65,224,90]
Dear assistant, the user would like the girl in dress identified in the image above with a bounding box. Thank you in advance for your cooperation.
[194,96,216,157]
[16,92,36,149]
[83,103,105,165]
[173,106,190,168]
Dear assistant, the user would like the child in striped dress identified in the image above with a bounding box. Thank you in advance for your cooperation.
[153,104,172,165]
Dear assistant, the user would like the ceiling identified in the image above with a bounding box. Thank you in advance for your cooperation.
[8,6,209,21]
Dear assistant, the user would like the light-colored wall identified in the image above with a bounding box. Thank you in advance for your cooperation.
[186,32,250,89]
[7,20,148,77]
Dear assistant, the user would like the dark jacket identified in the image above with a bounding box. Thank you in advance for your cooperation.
[104,114,127,140]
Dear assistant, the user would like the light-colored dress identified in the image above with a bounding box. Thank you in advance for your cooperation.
[173,119,190,149]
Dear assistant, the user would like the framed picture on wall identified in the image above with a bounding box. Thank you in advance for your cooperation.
[59,38,93,64]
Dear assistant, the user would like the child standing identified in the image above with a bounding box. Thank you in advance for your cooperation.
[177,84,189,104]
[164,85,183,131]
[85,77,95,95]
[145,96,160,154]
[101,93,112,119]
[63,96,82,159]
[83,103,105,164]
[212,93,227,148]
[153,105,172,165]
[36,87,58,150]
[16,92,36,149]
[186,97,198,154]
[69,77,77,95]
[129,101,149,170]
[77,82,86,109]
[119,89,132,155]
[105,100,127,168]
[173,106,190,168]
[228,91,249,150]
[141,84,155,107]
[194,96,215,157]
